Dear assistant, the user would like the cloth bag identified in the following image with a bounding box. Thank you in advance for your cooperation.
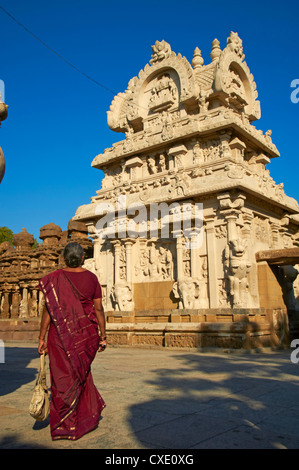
[29,352,50,421]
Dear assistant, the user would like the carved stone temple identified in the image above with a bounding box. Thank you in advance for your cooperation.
[0,221,93,339]
[1,32,299,348]
[72,32,299,348]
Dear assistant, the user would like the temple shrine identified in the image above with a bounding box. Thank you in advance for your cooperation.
[1,32,299,348]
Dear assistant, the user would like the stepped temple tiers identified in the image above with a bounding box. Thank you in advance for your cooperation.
[1,32,299,348]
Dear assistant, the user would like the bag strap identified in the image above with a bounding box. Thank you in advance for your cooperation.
[36,352,47,388]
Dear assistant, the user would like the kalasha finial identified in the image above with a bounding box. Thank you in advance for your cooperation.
[192,47,204,69]
[210,38,221,61]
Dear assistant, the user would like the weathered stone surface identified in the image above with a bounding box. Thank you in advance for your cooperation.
[13,228,34,250]
[256,248,299,265]
[0,220,93,320]
[1,33,299,349]
[69,33,299,349]
[39,222,62,245]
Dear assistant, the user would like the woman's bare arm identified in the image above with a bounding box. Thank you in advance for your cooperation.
[93,298,107,351]
[38,305,51,354]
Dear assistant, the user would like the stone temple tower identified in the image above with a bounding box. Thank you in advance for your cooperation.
[73,32,299,349]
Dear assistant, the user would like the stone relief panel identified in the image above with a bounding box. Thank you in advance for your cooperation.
[143,71,180,115]
[111,284,134,311]
[253,216,271,247]
[172,278,202,309]
[224,238,252,308]
[134,240,175,282]
[107,40,199,135]
[226,65,248,110]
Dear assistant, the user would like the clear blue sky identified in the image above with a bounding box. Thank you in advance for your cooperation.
[0,0,298,241]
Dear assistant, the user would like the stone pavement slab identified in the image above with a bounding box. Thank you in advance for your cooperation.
[0,342,299,449]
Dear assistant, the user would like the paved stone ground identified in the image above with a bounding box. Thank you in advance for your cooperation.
[1,342,299,449]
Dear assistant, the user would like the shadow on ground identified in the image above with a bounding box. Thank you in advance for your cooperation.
[127,351,299,449]
[0,435,50,449]
[0,346,38,396]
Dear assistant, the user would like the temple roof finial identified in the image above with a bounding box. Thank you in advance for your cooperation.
[210,38,221,61]
[192,47,204,69]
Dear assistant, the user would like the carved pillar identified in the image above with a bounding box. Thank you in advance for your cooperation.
[205,214,218,308]
[142,160,148,178]
[224,210,238,241]
[125,239,134,284]
[218,191,253,309]
[38,290,45,317]
[270,221,281,249]
[1,291,10,318]
[175,233,184,281]
[111,240,134,312]
[242,208,254,240]
[11,288,20,318]
[93,238,101,273]
[242,208,258,308]
[104,240,114,311]
[30,288,38,317]
[93,236,106,283]
[112,240,121,284]
[168,153,174,171]
[190,233,200,279]
[217,193,246,242]
[20,287,29,318]
[168,144,187,171]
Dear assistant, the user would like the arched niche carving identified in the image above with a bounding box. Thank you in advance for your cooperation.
[107,41,199,134]
[141,70,180,115]
[213,32,261,122]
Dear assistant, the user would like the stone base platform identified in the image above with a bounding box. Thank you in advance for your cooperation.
[106,308,290,349]
[0,307,292,350]
[0,319,41,342]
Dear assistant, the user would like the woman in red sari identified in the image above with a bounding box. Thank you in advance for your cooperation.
[38,242,106,441]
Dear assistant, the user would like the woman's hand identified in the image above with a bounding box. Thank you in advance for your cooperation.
[38,338,48,355]
[98,339,107,353]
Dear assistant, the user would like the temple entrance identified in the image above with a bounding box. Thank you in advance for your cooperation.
[256,247,299,341]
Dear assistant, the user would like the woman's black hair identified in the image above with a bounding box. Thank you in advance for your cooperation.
[63,242,85,268]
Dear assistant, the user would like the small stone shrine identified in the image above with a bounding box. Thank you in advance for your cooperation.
[73,32,299,348]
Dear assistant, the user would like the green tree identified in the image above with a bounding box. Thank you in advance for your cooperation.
[32,238,40,250]
[0,226,14,245]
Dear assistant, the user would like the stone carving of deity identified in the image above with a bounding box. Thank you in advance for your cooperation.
[224,238,252,308]
[172,278,202,309]
[148,157,157,174]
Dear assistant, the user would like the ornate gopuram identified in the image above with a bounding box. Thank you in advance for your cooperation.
[73,32,299,349]
[0,221,93,340]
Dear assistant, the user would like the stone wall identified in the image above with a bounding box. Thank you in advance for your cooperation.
[102,307,290,349]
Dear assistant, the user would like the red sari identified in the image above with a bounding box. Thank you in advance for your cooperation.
[38,269,105,441]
